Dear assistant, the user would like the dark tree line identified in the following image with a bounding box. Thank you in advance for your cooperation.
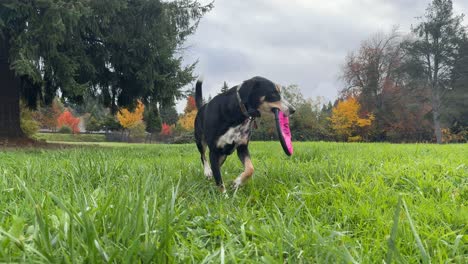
[0,0,212,139]
[340,0,467,143]
[253,0,467,143]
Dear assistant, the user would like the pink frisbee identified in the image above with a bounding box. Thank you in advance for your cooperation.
[273,108,293,156]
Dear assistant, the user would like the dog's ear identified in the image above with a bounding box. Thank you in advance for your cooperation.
[238,79,256,102]
[239,78,265,111]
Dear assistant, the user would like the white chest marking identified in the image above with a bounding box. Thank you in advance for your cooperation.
[216,121,251,148]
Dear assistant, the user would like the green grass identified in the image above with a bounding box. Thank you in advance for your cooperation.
[0,142,467,263]
[34,132,106,142]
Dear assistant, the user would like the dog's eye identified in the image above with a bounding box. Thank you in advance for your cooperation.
[266,92,281,102]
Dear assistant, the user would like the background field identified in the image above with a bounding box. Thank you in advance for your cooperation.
[34,133,106,143]
[0,142,466,263]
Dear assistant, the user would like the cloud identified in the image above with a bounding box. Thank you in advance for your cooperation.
[177,0,468,112]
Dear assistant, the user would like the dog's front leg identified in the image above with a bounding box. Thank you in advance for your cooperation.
[233,145,254,189]
[209,151,226,193]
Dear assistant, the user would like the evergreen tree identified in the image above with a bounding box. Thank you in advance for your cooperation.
[160,105,179,125]
[0,0,212,139]
[439,33,468,139]
[220,81,229,94]
[145,104,162,133]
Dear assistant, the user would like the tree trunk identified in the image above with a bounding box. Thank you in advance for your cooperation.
[432,52,442,144]
[432,87,443,144]
[0,34,24,138]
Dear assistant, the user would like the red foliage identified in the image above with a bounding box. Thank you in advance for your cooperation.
[184,96,197,114]
[57,110,80,133]
[160,123,172,136]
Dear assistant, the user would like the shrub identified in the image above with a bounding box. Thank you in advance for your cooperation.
[171,132,195,144]
[117,100,144,129]
[20,102,39,137]
[442,128,467,143]
[86,116,102,132]
[58,126,73,134]
[128,122,147,142]
[347,135,363,142]
[57,110,80,133]
[160,123,173,136]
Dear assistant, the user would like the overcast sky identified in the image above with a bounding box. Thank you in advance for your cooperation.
[177,0,468,111]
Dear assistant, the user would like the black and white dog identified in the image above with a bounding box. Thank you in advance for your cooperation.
[194,76,295,192]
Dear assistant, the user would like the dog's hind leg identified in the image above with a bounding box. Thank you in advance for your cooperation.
[209,151,226,193]
[196,140,212,179]
[233,145,254,189]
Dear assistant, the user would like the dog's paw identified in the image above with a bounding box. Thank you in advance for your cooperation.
[231,176,243,189]
[204,164,213,179]
[219,185,227,195]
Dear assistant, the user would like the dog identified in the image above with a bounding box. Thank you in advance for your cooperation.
[194,76,296,193]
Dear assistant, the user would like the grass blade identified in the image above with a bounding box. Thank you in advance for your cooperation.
[386,195,402,264]
[401,198,430,264]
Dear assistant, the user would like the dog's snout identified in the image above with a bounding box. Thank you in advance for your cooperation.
[289,106,296,115]
[280,99,295,116]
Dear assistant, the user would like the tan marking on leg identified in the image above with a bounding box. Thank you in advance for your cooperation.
[233,158,254,188]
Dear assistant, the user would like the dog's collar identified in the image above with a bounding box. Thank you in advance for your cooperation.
[236,85,253,119]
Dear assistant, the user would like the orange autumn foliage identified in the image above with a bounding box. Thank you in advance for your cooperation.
[57,110,80,133]
[329,97,374,141]
[184,96,197,114]
[117,100,145,129]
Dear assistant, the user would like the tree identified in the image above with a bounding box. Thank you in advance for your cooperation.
[443,33,468,134]
[404,0,465,143]
[318,102,334,140]
[20,102,39,137]
[342,28,402,111]
[68,92,111,132]
[160,105,179,125]
[85,116,102,132]
[282,85,332,141]
[282,85,307,106]
[341,28,404,140]
[117,100,145,129]
[178,110,197,131]
[379,80,433,142]
[329,97,375,141]
[220,81,229,94]
[183,96,197,114]
[57,110,81,134]
[144,104,162,133]
[178,96,197,131]
[32,98,63,131]
[0,0,212,139]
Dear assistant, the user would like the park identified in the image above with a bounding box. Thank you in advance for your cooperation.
[1,0,467,263]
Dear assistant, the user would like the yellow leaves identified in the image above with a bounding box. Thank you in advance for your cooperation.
[329,97,374,140]
[178,96,197,131]
[357,113,375,127]
[178,110,197,131]
[117,100,145,129]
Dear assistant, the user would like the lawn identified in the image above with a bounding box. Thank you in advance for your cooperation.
[0,142,466,263]
[34,133,106,143]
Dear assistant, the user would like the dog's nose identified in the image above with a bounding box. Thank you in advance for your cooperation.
[289,106,296,115]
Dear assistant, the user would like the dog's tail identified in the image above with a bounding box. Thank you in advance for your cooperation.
[195,76,204,109]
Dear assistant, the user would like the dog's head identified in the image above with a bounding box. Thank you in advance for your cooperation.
[238,76,296,117]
